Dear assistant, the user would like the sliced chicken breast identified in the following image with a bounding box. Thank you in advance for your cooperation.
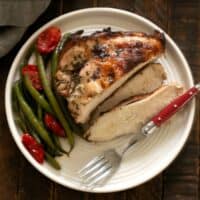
[56,28,165,123]
[85,85,183,142]
[92,63,166,120]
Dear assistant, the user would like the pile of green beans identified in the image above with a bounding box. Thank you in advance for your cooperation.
[13,82,61,168]
[12,33,79,170]
[36,51,74,151]
[14,82,56,151]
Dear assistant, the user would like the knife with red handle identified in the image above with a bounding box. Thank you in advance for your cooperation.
[142,82,200,135]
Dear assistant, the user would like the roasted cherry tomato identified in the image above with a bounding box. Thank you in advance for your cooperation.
[44,113,65,137]
[36,26,61,54]
[22,64,43,91]
[22,133,44,163]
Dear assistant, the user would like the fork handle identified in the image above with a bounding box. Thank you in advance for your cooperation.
[141,84,199,136]
[151,85,199,127]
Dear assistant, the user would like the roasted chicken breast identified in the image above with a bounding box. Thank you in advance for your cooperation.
[85,85,183,142]
[91,63,166,121]
[55,28,165,123]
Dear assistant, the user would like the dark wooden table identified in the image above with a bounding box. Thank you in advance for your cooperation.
[0,1,199,199]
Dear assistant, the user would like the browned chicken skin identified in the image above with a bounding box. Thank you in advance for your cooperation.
[55,28,165,123]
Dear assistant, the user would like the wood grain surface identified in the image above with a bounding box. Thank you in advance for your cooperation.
[0,0,199,199]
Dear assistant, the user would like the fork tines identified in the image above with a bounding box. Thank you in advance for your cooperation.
[78,155,112,187]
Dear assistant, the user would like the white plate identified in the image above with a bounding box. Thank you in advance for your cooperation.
[5,8,195,193]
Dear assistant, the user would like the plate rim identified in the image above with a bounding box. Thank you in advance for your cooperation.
[5,7,195,193]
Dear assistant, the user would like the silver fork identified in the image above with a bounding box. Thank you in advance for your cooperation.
[78,121,156,187]
[78,82,200,188]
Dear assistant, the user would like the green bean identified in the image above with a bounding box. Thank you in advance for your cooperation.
[51,33,71,87]
[13,89,32,134]
[56,95,82,134]
[21,81,38,113]
[51,134,68,155]
[18,106,33,133]
[37,103,66,156]
[37,104,43,121]
[45,152,61,170]
[24,75,53,114]
[36,103,64,156]
[15,118,27,132]
[14,90,45,144]
[46,146,62,157]
[13,82,57,152]
[20,110,43,144]
[36,51,74,151]
[12,87,28,133]
[12,87,19,112]
[55,33,71,54]
[51,51,58,87]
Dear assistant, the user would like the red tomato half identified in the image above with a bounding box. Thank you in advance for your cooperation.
[36,26,61,54]
[22,133,44,163]
[44,113,65,137]
[22,64,43,91]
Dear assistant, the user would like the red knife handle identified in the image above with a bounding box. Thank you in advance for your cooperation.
[152,86,199,127]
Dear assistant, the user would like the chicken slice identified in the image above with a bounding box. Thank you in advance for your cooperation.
[85,85,183,142]
[92,63,166,120]
[56,28,165,123]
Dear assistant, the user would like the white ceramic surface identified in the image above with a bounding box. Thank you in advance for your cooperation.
[5,8,195,193]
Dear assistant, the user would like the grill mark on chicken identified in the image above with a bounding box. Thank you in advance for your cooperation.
[56,28,165,123]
